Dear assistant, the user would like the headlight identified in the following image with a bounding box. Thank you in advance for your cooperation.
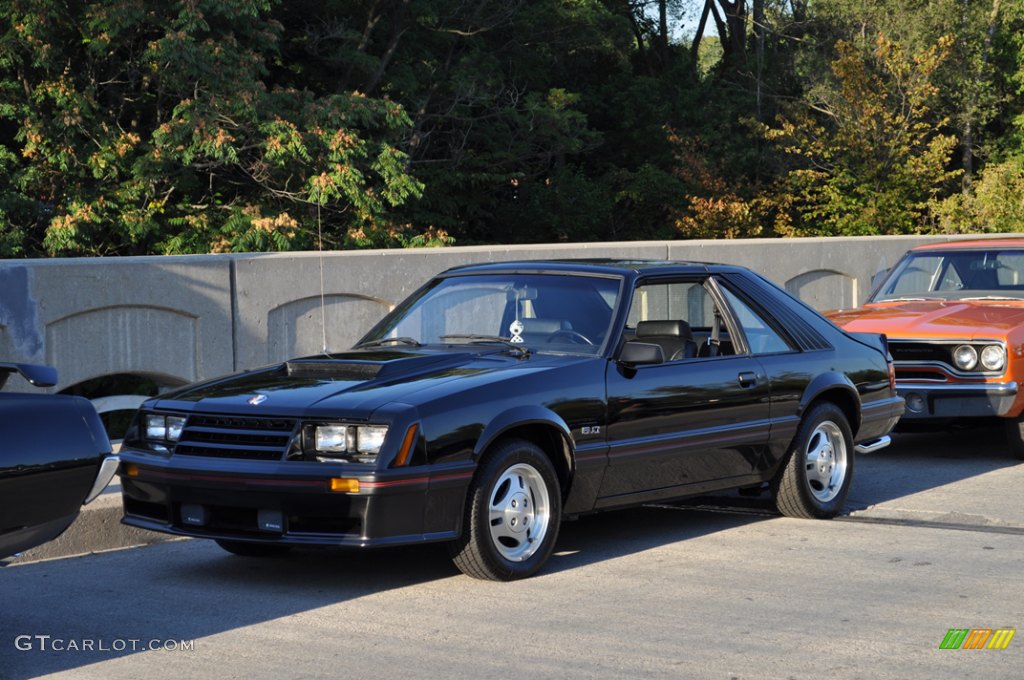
[315,425,349,452]
[952,344,978,371]
[145,414,187,442]
[981,344,1006,372]
[313,424,388,462]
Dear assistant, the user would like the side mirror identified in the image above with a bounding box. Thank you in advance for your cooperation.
[0,362,59,389]
[618,341,664,366]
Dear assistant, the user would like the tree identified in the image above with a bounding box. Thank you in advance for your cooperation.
[0,0,424,256]
[763,35,960,236]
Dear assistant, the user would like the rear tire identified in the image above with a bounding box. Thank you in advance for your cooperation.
[215,539,292,557]
[449,439,561,581]
[1003,416,1024,460]
[774,402,854,519]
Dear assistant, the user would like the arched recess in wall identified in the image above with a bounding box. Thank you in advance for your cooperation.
[266,293,392,363]
[46,305,200,390]
[60,371,189,442]
[785,270,858,311]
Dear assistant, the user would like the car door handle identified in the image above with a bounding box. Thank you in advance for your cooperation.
[737,371,758,388]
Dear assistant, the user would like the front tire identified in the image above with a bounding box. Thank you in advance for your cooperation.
[449,439,562,581]
[1003,415,1024,460]
[774,402,854,519]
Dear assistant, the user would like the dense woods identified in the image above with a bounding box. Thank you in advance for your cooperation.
[0,0,1021,257]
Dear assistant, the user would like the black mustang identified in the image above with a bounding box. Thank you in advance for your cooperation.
[1,363,117,560]
[118,261,903,580]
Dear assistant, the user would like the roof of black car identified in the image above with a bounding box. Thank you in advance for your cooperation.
[442,259,747,277]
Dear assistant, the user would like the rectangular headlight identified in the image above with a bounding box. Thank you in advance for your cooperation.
[355,426,388,454]
[166,416,187,442]
[315,425,349,452]
[145,414,167,440]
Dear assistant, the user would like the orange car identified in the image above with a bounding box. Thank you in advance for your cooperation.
[827,238,1024,459]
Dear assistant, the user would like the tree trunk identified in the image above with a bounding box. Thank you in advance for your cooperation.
[753,0,765,120]
[659,0,669,64]
[691,0,714,70]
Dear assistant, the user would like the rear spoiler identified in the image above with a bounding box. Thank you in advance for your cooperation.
[848,331,888,354]
[0,362,58,390]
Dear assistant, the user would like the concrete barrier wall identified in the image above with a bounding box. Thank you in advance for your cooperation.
[0,234,1010,393]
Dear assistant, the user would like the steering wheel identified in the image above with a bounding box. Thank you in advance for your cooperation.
[546,329,594,346]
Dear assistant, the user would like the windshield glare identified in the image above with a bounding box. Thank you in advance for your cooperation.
[873,249,1024,302]
[361,273,622,355]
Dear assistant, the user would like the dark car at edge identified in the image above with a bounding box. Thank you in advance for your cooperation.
[117,260,903,580]
[1,363,118,560]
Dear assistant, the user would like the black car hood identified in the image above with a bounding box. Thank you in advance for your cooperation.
[150,347,575,418]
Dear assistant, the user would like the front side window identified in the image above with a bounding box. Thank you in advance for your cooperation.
[626,279,735,360]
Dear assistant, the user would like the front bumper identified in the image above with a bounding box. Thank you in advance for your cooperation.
[897,381,1019,420]
[117,450,473,548]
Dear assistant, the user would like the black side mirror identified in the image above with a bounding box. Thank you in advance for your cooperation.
[0,362,59,389]
[618,341,664,366]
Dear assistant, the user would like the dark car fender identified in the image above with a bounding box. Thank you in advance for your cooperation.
[0,393,113,559]
[473,405,575,486]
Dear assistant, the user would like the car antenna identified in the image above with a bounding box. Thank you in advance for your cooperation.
[317,201,330,358]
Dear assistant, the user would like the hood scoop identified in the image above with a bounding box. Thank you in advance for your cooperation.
[285,361,382,381]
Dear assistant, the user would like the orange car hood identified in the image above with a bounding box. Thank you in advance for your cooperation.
[826,301,1024,340]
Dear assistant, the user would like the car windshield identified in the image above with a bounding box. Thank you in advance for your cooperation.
[358,272,622,356]
[871,249,1024,302]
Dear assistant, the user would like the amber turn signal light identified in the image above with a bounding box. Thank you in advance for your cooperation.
[393,423,419,467]
[328,478,360,493]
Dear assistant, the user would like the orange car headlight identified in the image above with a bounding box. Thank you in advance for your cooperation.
[980,344,1006,372]
[952,344,978,371]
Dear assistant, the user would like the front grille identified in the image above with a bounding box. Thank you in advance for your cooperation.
[889,342,952,364]
[175,414,298,461]
[894,369,948,382]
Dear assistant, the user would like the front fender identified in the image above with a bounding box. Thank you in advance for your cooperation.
[473,405,573,460]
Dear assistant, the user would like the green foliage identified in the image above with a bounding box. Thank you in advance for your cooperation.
[763,35,960,236]
[1,0,1024,256]
[0,0,423,256]
[936,159,1024,233]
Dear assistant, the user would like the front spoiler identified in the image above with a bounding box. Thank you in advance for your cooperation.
[120,514,458,548]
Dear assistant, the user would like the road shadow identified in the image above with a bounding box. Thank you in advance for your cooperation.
[0,541,456,678]
[545,506,760,575]
[0,506,762,677]
[842,427,1022,511]
[667,426,1022,516]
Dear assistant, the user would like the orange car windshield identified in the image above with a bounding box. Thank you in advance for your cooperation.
[872,249,1024,302]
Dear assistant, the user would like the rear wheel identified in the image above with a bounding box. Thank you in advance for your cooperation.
[215,539,292,557]
[449,439,561,581]
[1003,415,1024,460]
[774,402,853,519]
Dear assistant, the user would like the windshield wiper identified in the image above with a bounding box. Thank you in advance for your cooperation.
[960,296,1024,301]
[355,336,422,348]
[439,334,530,357]
[878,296,944,302]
